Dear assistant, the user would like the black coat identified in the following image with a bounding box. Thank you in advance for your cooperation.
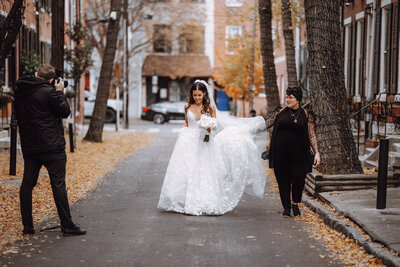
[268,107,313,173]
[14,77,70,156]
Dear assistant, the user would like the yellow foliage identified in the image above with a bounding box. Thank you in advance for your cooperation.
[214,35,264,101]
[0,131,154,254]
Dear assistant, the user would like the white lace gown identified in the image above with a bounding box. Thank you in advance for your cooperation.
[157,109,267,215]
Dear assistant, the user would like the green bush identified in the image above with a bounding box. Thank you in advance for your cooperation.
[21,50,40,77]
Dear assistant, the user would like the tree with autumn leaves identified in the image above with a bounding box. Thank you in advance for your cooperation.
[214,35,264,114]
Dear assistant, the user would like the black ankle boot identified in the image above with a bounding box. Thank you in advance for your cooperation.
[282,208,291,218]
[23,225,35,235]
[292,204,301,217]
[61,224,86,237]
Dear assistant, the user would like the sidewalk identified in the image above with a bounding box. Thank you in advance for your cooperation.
[319,188,400,254]
[304,187,400,266]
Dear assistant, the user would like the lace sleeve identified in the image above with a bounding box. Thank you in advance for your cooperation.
[266,107,283,129]
[307,113,319,154]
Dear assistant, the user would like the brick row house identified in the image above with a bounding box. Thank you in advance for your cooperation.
[139,0,214,111]
[0,0,87,131]
[343,0,400,139]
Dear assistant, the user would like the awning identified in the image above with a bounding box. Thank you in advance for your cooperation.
[142,55,213,79]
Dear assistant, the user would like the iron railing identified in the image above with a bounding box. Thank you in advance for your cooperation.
[350,93,400,155]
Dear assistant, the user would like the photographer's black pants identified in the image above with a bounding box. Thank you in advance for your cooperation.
[273,160,306,210]
[20,152,73,228]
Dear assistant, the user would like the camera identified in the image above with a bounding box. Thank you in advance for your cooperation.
[51,69,69,88]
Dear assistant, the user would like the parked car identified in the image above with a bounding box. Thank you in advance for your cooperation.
[141,101,186,124]
[84,91,123,123]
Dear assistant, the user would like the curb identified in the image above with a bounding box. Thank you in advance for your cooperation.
[303,195,400,267]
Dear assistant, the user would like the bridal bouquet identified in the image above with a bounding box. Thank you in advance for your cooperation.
[198,114,217,142]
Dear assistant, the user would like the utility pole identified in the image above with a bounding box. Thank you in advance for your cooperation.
[248,0,257,114]
[123,0,129,129]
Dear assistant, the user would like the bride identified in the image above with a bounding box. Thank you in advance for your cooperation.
[157,80,267,215]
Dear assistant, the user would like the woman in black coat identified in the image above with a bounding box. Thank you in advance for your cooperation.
[266,87,320,217]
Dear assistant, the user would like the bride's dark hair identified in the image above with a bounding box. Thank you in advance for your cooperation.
[186,82,212,115]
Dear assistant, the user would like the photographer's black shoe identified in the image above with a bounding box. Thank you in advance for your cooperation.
[61,224,86,237]
[282,208,291,218]
[23,225,35,235]
[292,204,301,217]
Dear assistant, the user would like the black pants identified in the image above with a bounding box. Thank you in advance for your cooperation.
[274,160,306,210]
[20,152,73,228]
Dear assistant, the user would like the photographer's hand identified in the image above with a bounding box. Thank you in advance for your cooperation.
[54,78,64,92]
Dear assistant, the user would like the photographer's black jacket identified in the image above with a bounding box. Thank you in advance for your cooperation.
[14,77,70,157]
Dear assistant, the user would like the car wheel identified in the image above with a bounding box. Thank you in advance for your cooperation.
[105,108,117,123]
[153,113,165,124]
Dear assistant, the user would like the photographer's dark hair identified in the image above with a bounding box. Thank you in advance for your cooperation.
[186,82,212,116]
[38,64,56,81]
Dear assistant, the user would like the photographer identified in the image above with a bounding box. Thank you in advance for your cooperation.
[14,64,86,236]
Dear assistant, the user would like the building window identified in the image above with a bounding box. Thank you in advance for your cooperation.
[178,25,204,54]
[225,25,242,53]
[380,8,388,93]
[226,0,243,7]
[344,25,351,93]
[355,19,364,99]
[153,25,172,53]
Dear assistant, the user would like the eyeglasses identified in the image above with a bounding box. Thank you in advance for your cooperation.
[287,96,297,100]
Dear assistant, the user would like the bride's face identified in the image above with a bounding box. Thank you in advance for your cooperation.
[193,90,204,105]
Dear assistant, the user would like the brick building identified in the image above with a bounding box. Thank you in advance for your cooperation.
[342,0,400,140]
[139,0,214,110]
[0,0,86,130]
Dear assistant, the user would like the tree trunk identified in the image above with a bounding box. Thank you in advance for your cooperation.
[51,0,65,72]
[248,0,257,112]
[258,0,281,117]
[0,0,24,73]
[84,0,121,142]
[304,0,363,174]
[281,0,298,87]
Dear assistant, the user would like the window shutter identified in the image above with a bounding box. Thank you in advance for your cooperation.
[350,21,357,96]
[360,19,365,97]
[385,4,393,92]
[373,8,382,95]
[392,1,399,93]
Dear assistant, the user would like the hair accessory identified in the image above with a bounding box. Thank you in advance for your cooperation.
[194,80,210,89]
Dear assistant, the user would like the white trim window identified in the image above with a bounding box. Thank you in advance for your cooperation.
[226,0,243,7]
[380,8,388,93]
[355,19,364,99]
[344,25,351,92]
[225,25,242,53]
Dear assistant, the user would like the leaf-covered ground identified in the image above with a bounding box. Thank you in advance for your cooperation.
[0,131,154,255]
[267,169,387,266]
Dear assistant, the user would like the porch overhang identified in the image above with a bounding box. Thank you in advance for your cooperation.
[142,55,213,79]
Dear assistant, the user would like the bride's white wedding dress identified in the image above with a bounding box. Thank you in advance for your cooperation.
[157,108,267,215]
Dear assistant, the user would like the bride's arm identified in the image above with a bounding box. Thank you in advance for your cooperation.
[183,103,189,127]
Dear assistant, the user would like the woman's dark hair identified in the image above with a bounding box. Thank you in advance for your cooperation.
[186,82,212,115]
[286,86,303,102]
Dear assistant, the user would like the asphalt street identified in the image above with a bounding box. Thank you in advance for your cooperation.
[1,120,343,267]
